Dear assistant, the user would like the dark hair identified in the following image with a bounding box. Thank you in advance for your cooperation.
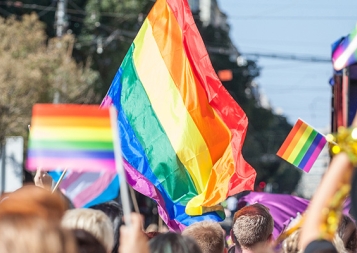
[338,215,357,252]
[72,229,106,253]
[149,232,202,253]
[90,201,123,253]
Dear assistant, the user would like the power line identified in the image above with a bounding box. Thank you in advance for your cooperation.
[206,45,331,63]
[228,15,357,20]
[0,1,137,18]
[243,52,331,63]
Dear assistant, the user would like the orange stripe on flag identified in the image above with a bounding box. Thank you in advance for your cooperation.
[280,120,308,160]
[147,2,230,165]
[277,119,304,157]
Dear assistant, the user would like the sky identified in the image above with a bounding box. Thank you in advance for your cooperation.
[218,0,357,130]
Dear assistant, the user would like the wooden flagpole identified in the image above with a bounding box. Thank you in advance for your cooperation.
[52,168,67,193]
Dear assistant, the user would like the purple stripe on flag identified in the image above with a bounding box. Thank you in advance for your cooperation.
[123,159,186,231]
[72,171,117,208]
[298,134,323,170]
[28,149,115,159]
[303,136,327,172]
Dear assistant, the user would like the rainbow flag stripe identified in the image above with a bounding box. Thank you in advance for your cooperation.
[27,104,116,172]
[101,0,256,230]
[277,119,327,172]
[332,25,357,71]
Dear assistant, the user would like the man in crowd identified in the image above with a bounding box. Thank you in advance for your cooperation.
[183,220,227,253]
[229,203,274,253]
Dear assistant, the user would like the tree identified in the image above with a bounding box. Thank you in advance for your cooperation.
[74,0,154,96]
[0,13,99,143]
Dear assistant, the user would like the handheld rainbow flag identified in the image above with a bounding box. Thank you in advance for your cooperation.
[332,24,357,71]
[49,170,119,208]
[27,104,132,225]
[276,119,327,173]
[101,0,256,230]
[27,104,116,172]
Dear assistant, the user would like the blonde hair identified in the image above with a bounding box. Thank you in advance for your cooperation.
[61,208,114,253]
[182,221,225,253]
[282,228,347,253]
[0,215,77,253]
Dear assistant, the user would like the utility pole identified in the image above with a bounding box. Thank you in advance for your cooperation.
[54,0,68,103]
[55,0,68,38]
[0,142,5,195]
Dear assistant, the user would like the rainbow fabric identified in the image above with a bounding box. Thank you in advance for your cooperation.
[332,25,357,71]
[276,119,327,172]
[101,0,256,230]
[27,104,116,172]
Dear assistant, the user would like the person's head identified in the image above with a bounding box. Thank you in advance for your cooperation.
[61,208,114,253]
[72,228,107,253]
[182,221,226,253]
[232,203,274,249]
[149,232,203,253]
[281,229,300,253]
[0,185,67,222]
[90,201,123,253]
[0,214,77,253]
[337,215,357,253]
[282,228,347,253]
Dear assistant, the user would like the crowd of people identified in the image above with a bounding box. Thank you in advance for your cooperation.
[1,123,357,253]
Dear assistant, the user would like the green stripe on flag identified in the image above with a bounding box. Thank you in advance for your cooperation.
[29,140,114,151]
[119,44,198,204]
[292,130,318,166]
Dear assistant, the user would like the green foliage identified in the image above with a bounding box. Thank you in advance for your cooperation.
[75,0,153,96]
[0,14,99,143]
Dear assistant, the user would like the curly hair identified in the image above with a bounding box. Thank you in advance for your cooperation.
[232,203,274,248]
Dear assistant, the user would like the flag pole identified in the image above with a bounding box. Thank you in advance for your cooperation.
[109,106,132,226]
[52,168,67,193]
[129,186,140,213]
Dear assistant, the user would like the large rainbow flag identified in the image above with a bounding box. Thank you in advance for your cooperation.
[276,119,327,172]
[101,0,256,230]
[332,25,357,71]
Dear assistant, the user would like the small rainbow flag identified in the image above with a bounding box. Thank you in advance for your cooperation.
[276,119,327,172]
[27,104,116,172]
[332,25,357,71]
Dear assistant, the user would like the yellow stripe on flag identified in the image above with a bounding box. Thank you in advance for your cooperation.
[286,125,313,163]
[133,20,213,194]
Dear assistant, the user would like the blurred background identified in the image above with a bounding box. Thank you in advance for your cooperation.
[0,0,356,200]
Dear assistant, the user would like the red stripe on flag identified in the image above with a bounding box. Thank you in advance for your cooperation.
[33,104,109,118]
[277,119,304,157]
